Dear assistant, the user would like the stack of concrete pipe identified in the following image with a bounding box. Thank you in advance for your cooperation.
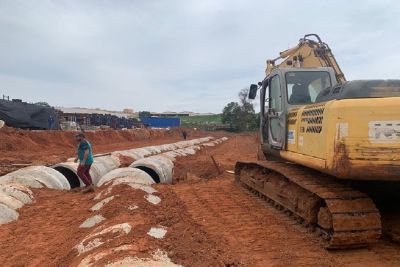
[129,137,229,185]
[0,136,227,225]
[52,155,121,188]
[52,136,215,189]
[0,166,69,224]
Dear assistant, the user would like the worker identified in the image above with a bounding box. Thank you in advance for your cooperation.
[47,115,54,130]
[74,132,95,193]
[182,130,188,140]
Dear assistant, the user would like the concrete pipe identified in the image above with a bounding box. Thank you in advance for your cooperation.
[0,174,44,188]
[157,153,176,162]
[0,166,70,190]
[97,155,120,169]
[145,146,162,154]
[181,147,197,155]
[52,162,82,189]
[121,149,147,160]
[130,148,155,158]
[53,155,120,188]
[173,149,188,156]
[0,184,34,205]
[162,151,179,159]
[111,150,141,161]
[0,191,24,210]
[110,138,211,163]
[202,142,215,147]
[97,167,155,187]
[158,143,178,151]
[90,155,120,186]
[130,156,174,184]
[0,203,19,224]
[174,141,190,149]
[199,137,213,142]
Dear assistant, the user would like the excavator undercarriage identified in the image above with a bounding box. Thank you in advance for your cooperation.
[235,161,382,249]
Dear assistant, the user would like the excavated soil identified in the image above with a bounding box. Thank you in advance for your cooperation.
[1,132,400,266]
[0,127,217,176]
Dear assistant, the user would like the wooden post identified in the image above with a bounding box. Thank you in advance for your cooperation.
[211,155,222,174]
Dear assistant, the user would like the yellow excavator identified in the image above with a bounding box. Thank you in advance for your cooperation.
[235,34,400,249]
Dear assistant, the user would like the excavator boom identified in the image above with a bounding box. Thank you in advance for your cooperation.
[266,34,346,83]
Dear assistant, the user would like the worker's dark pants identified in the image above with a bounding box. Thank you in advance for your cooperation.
[77,164,93,186]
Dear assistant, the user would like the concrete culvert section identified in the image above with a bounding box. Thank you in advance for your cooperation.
[97,168,155,187]
[52,162,82,189]
[130,156,174,184]
[111,150,141,161]
[76,223,132,255]
[0,166,70,190]
[53,155,121,188]
[0,191,24,210]
[52,136,227,188]
[90,155,121,186]
[129,148,154,158]
[0,174,45,188]
[0,184,34,205]
[0,203,19,224]
[94,156,120,170]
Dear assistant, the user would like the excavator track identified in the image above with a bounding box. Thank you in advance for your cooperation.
[235,160,382,249]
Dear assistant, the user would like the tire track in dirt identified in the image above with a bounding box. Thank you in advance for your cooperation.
[172,135,400,267]
[173,178,339,266]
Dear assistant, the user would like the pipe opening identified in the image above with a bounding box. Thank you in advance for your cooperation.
[53,167,81,188]
[134,166,160,183]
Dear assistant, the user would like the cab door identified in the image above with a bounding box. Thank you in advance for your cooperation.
[267,74,285,149]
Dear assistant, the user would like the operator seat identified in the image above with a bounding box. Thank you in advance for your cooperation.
[289,84,311,104]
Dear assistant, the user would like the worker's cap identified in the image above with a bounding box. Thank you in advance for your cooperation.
[75,132,85,138]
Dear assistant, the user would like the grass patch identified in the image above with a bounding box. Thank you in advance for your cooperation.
[181,114,222,127]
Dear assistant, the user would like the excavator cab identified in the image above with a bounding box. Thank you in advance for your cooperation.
[250,67,337,151]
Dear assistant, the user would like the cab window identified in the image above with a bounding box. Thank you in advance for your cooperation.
[286,72,331,105]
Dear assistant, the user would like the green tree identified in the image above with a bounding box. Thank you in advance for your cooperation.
[35,101,50,107]
[221,88,258,132]
[139,111,151,118]
[222,102,240,127]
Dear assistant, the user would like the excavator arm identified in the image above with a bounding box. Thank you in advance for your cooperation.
[266,34,346,83]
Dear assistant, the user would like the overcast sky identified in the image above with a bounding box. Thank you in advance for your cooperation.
[0,0,399,113]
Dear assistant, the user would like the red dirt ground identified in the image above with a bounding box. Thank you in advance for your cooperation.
[0,127,219,176]
[1,132,400,266]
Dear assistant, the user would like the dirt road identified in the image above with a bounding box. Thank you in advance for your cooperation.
[171,135,400,266]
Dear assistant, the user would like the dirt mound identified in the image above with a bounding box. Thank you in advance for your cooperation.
[0,127,217,176]
[173,134,258,183]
